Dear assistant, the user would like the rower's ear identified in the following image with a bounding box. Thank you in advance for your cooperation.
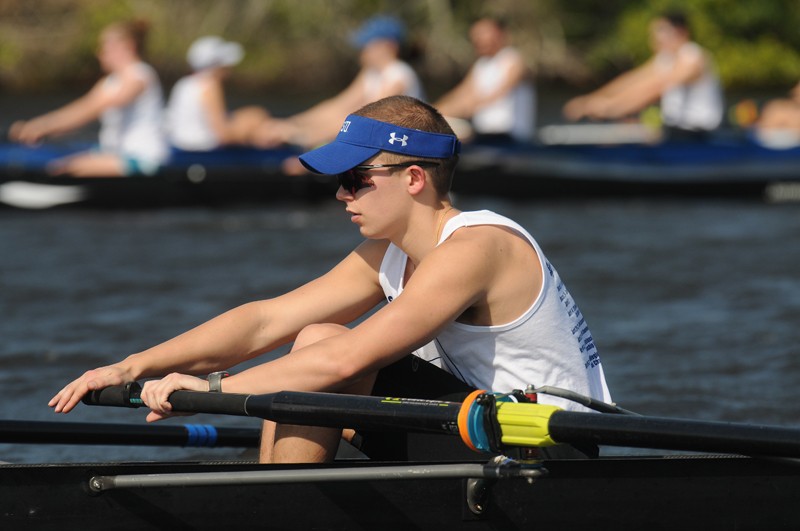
[406,165,428,196]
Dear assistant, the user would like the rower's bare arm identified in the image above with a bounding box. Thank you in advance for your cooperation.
[435,69,478,117]
[199,79,234,144]
[474,55,529,109]
[222,232,496,396]
[664,48,705,88]
[49,241,387,413]
[600,75,665,119]
[9,80,110,143]
[564,61,657,121]
[39,71,146,138]
[288,73,365,130]
[98,68,147,109]
[601,50,707,120]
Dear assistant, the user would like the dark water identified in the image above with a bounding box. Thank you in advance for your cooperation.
[1,196,799,463]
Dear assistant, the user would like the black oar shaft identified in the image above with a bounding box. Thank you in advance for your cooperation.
[549,411,800,457]
[246,392,461,434]
[83,385,800,458]
[84,386,461,435]
[0,420,259,448]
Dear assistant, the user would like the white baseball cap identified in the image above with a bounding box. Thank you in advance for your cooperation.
[187,36,244,71]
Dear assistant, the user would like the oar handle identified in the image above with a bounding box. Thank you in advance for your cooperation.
[83,382,144,408]
[82,383,250,417]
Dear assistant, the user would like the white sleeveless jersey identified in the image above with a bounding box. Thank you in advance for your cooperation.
[470,47,536,142]
[658,42,724,131]
[378,210,611,412]
[99,62,168,164]
[166,72,220,151]
[362,59,425,103]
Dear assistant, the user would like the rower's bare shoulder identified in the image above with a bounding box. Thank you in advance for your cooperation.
[351,239,392,269]
[438,224,538,275]
[443,224,528,251]
[429,226,515,278]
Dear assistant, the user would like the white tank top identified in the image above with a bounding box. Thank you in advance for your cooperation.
[99,62,168,164]
[470,47,536,142]
[362,59,425,102]
[379,210,612,411]
[658,42,723,131]
[166,72,220,151]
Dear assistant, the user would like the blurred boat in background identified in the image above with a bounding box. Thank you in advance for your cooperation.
[2,127,799,209]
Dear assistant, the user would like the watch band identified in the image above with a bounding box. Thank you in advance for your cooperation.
[207,371,229,392]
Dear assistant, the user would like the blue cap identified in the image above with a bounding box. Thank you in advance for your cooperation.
[351,15,406,48]
[299,115,461,175]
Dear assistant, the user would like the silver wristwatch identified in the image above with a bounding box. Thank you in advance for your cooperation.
[207,371,229,392]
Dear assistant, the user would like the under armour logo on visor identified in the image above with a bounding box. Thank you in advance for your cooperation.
[388,132,408,146]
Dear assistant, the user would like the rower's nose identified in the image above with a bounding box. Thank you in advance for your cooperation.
[336,185,353,202]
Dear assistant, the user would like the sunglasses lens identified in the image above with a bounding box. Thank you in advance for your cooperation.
[338,169,369,194]
[337,171,353,193]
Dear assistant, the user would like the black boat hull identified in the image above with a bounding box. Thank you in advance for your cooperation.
[2,456,798,530]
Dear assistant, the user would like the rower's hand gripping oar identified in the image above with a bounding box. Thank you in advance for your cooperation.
[84,383,800,458]
[85,381,250,416]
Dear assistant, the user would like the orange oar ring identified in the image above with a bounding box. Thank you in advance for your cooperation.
[458,389,486,452]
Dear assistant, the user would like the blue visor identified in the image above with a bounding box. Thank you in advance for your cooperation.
[351,15,406,49]
[299,115,461,175]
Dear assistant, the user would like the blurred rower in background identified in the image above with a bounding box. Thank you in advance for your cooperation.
[166,36,271,151]
[752,82,800,148]
[9,20,168,177]
[435,16,536,143]
[563,11,723,139]
[253,15,423,150]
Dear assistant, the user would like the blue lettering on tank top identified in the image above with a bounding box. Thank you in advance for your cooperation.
[556,274,601,369]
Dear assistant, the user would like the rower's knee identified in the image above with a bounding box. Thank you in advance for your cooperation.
[293,323,348,350]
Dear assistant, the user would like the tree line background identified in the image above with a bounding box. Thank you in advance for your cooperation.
[1,0,799,99]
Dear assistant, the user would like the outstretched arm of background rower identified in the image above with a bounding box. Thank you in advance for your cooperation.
[10,71,147,144]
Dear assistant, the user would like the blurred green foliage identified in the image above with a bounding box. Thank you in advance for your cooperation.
[0,0,798,95]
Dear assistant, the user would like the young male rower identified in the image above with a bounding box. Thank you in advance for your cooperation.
[49,95,611,463]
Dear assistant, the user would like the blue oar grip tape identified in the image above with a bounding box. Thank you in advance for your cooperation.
[184,424,219,447]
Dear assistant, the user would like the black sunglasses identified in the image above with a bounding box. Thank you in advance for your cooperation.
[337,161,440,194]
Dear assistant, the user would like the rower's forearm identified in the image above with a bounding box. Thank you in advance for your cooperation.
[223,330,392,396]
[603,89,660,119]
[36,98,102,137]
[118,302,278,380]
[222,353,340,395]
